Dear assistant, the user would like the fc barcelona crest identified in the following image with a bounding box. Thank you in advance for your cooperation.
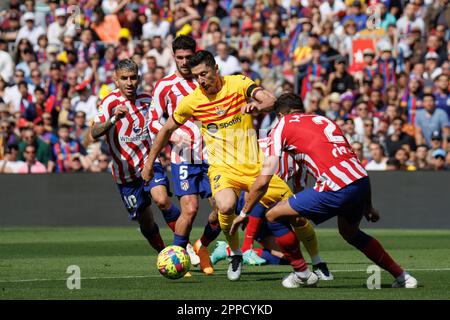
[215,105,226,116]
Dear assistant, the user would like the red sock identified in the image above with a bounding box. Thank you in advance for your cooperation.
[362,238,404,278]
[166,220,177,233]
[275,231,308,272]
[253,247,263,257]
[241,216,263,252]
[140,225,165,253]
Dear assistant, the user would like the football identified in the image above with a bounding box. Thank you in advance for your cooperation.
[157,245,191,280]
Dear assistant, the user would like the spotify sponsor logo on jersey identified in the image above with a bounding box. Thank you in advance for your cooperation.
[220,116,241,129]
[207,117,242,133]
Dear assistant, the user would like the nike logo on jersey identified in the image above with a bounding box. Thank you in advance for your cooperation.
[154,178,165,183]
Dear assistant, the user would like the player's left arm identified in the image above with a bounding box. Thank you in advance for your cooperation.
[230,155,279,235]
[240,76,276,114]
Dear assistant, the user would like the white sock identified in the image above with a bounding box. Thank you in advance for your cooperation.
[295,269,312,279]
[311,254,323,265]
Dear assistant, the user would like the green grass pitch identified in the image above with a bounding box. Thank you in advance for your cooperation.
[1,227,449,300]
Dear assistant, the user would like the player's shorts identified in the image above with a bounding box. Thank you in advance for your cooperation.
[171,161,212,198]
[208,167,292,208]
[288,177,371,225]
[117,177,151,221]
[146,162,172,196]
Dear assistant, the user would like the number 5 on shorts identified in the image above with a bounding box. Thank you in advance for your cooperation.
[179,165,188,180]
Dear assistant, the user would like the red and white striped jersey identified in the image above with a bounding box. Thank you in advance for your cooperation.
[94,89,152,184]
[149,73,204,164]
[267,113,368,192]
[258,138,308,189]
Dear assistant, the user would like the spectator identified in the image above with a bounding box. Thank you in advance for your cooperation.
[16,144,47,174]
[215,42,241,76]
[431,148,447,171]
[0,143,24,173]
[328,56,355,94]
[415,144,431,170]
[434,74,450,120]
[386,158,402,171]
[15,12,45,50]
[142,10,171,40]
[415,93,449,150]
[51,124,86,173]
[365,142,388,171]
[146,36,173,70]
[18,127,51,169]
[70,111,90,147]
[386,117,416,157]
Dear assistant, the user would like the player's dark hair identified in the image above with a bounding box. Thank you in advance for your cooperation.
[274,93,304,114]
[114,59,139,74]
[188,50,216,69]
[172,35,196,53]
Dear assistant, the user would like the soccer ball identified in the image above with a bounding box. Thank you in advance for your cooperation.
[157,245,191,279]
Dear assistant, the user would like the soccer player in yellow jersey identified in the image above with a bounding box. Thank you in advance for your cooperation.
[142,50,293,281]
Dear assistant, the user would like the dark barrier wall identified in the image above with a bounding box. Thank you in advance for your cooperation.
[0,172,449,228]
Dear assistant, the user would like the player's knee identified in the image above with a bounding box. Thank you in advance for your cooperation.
[153,195,171,211]
[217,202,235,215]
[181,202,198,218]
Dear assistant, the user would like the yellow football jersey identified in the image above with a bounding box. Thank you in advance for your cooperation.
[173,75,262,176]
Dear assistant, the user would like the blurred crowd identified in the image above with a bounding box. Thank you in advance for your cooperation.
[0,0,449,174]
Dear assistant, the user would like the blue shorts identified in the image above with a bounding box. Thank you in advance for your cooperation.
[288,177,371,225]
[117,178,151,221]
[171,161,212,198]
[146,162,172,196]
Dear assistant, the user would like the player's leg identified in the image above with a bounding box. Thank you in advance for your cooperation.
[214,187,243,281]
[137,205,165,253]
[147,162,181,233]
[290,216,333,280]
[149,185,180,232]
[265,200,318,288]
[173,193,198,248]
[194,197,219,275]
[338,214,417,288]
[240,192,266,253]
[118,179,165,253]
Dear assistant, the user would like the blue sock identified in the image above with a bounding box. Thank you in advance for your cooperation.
[161,204,181,223]
[200,221,221,247]
[173,233,189,248]
[348,230,373,250]
[267,221,292,237]
[260,249,289,265]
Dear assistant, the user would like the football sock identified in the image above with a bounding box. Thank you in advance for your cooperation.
[140,223,165,253]
[200,220,221,247]
[241,202,266,252]
[241,216,263,252]
[293,220,322,264]
[254,248,288,265]
[267,221,308,272]
[348,230,404,278]
[218,212,241,256]
[161,204,181,232]
[173,233,189,249]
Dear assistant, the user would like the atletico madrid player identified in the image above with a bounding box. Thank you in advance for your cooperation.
[231,93,418,289]
[90,59,168,254]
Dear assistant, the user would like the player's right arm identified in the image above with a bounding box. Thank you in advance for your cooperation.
[142,96,193,182]
[91,101,128,139]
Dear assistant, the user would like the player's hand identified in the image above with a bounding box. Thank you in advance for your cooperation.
[241,102,259,114]
[365,207,380,223]
[114,104,128,119]
[230,215,248,236]
[141,163,154,184]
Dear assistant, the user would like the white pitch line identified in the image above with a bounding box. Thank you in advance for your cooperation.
[1,267,450,284]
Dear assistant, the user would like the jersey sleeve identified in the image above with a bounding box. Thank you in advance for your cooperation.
[237,75,260,99]
[149,83,168,136]
[94,94,113,123]
[172,95,193,126]
[267,117,286,158]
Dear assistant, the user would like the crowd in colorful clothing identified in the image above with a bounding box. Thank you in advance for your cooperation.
[0,0,449,173]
